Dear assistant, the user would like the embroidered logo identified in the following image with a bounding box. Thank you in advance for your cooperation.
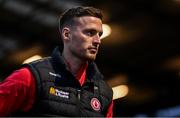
[49,72,61,78]
[90,98,101,111]
[49,87,69,99]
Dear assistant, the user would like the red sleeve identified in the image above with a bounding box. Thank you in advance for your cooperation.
[106,100,114,118]
[0,67,36,116]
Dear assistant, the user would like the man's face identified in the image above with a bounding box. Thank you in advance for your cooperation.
[68,16,103,61]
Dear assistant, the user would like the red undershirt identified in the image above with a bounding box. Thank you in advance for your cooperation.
[0,67,113,117]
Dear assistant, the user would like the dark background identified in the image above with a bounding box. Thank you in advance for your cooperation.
[0,0,180,117]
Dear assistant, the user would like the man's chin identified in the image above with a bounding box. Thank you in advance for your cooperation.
[86,55,96,61]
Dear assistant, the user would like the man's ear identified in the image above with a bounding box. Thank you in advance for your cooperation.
[62,27,71,42]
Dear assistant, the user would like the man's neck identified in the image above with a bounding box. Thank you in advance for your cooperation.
[62,52,87,77]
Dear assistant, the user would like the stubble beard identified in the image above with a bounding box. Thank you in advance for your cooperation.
[71,49,97,62]
[86,53,97,61]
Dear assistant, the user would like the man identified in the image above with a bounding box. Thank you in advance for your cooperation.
[0,6,113,117]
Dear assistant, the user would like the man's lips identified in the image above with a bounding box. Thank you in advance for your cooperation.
[88,47,98,53]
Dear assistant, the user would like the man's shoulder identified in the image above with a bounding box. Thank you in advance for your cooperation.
[29,57,52,64]
[23,57,52,68]
[21,57,53,78]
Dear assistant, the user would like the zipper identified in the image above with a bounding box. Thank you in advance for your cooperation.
[77,89,81,116]
[77,89,81,100]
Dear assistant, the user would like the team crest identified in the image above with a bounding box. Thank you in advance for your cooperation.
[90,98,101,111]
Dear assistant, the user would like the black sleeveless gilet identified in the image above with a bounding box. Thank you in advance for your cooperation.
[23,47,113,117]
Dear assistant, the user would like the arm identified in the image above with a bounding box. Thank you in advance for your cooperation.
[0,68,36,116]
[106,100,114,118]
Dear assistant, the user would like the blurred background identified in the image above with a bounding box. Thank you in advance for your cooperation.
[0,0,180,117]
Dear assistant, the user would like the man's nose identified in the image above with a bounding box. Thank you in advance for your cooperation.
[93,34,101,44]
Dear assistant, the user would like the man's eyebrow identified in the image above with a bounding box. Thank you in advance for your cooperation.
[86,28,102,32]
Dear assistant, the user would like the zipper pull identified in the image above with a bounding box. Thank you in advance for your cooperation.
[77,89,81,100]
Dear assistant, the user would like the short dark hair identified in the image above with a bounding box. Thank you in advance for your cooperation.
[59,6,103,32]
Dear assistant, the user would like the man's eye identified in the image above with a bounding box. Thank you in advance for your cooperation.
[87,32,92,36]
[85,30,96,36]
